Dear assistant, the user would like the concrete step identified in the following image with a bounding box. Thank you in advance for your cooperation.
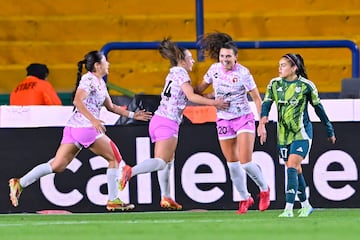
[2,0,358,16]
[0,41,103,65]
[2,0,359,95]
[1,0,197,16]
[0,41,352,64]
[1,60,349,94]
[106,60,350,94]
[1,10,360,42]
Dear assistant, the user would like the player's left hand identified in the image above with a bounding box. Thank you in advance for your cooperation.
[257,123,267,145]
[134,110,152,121]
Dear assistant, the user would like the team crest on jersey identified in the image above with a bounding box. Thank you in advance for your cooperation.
[289,98,299,106]
[232,77,238,83]
[295,87,301,93]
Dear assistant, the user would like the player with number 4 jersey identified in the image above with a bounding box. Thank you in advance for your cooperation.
[119,38,228,210]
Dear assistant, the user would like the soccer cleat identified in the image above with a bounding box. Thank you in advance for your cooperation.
[298,205,314,217]
[259,187,270,211]
[160,197,183,210]
[119,165,132,191]
[278,209,294,217]
[9,178,23,207]
[237,196,254,214]
[106,198,135,211]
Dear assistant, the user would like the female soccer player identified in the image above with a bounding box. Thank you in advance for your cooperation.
[9,50,152,211]
[195,32,270,214]
[260,53,336,217]
[119,38,228,210]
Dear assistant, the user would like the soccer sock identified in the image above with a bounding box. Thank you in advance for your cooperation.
[107,168,119,201]
[20,162,53,188]
[300,199,310,208]
[227,161,250,200]
[241,161,268,191]
[132,158,167,177]
[157,160,173,198]
[285,202,294,211]
[298,172,311,208]
[285,167,298,205]
[297,173,307,203]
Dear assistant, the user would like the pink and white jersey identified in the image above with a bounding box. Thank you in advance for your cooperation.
[204,62,256,120]
[66,72,109,127]
[155,66,190,124]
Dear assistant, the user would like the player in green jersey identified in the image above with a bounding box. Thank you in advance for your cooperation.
[259,53,336,217]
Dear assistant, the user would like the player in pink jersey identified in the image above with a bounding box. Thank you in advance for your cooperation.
[195,32,270,214]
[8,50,152,211]
[119,38,228,210]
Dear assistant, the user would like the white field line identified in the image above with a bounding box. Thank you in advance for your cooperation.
[0,218,234,227]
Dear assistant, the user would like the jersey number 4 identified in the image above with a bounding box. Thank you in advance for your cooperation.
[163,81,172,99]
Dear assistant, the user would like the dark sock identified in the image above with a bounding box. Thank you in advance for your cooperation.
[285,168,298,203]
[297,173,307,202]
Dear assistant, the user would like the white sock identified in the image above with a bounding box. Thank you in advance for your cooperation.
[301,199,310,208]
[20,162,52,188]
[285,202,294,211]
[132,158,167,177]
[157,160,173,198]
[227,161,250,200]
[241,162,268,191]
[107,168,119,201]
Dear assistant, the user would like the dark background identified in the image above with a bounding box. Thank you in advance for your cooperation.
[0,122,359,213]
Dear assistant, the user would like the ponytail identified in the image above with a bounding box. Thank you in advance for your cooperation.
[71,60,85,102]
[71,51,104,104]
[159,37,184,66]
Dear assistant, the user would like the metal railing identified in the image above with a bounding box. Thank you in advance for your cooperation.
[102,40,359,79]
[101,0,359,83]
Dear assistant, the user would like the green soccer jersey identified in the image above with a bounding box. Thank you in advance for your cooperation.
[261,76,335,145]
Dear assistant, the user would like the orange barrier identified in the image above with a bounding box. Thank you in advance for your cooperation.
[183,106,217,124]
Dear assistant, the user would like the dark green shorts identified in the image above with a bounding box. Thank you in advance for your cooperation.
[278,139,311,161]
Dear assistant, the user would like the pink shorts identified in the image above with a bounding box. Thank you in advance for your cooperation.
[148,115,179,143]
[61,126,103,148]
[216,113,255,140]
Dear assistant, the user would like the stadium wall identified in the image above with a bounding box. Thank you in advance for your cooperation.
[0,104,359,213]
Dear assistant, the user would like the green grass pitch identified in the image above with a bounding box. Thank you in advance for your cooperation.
[1,209,359,240]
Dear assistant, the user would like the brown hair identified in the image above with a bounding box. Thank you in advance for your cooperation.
[198,32,237,61]
[159,37,187,67]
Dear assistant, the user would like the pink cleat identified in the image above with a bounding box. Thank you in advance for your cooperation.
[237,196,254,214]
[119,165,132,191]
[259,187,270,211]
